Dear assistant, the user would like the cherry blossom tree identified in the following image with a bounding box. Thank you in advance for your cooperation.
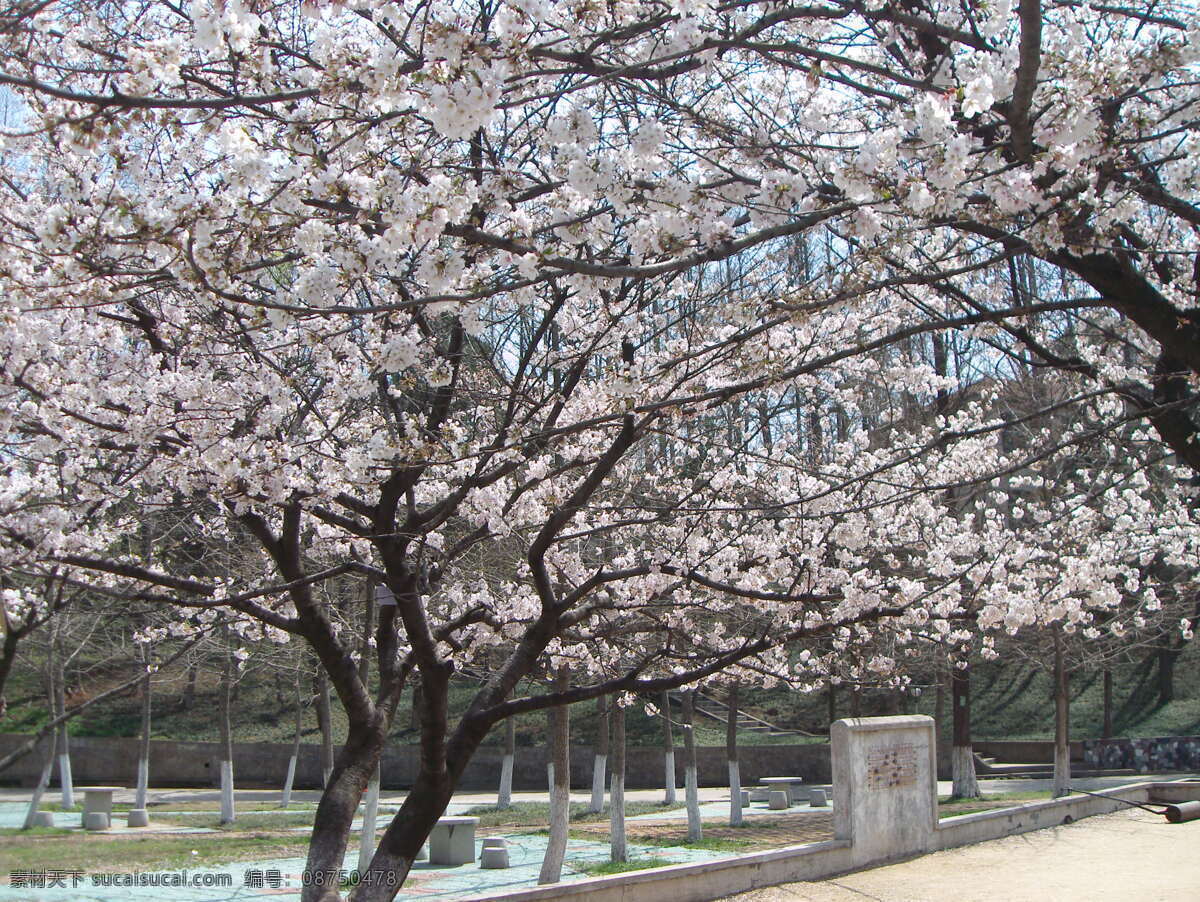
[3,2,1200,899]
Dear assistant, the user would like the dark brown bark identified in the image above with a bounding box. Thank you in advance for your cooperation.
[951,665,971,748]
[726,683,739,764]
[1157,647,1175,705]
[315,667,334,788]
[1102,668,1113,739]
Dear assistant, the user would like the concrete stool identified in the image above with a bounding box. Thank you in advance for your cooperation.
[768,790,789,810]
[740,791,751,808]
[30,811,56,828]
[83,812,110,831]
[480,838,508,856]
[127,809,150,827]
[809,789,828,807]
[479,847,510,869]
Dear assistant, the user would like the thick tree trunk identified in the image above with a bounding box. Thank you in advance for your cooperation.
[538,667,571,885]
[727,683,742,827]
[497,715,515,809]
[307,724,386,902]
[610,700,627,863]
[219,645,236,825]
[1157,647,1176,705]
[135,656,151,811]
[682,689,702,842]
[1053,631,1071,799]
[1102,668,1113,739]
[281,676,304,807]
[316,668,335,789]
[589,695,608,814]
[661,690,677,804]
[950,664,979,799]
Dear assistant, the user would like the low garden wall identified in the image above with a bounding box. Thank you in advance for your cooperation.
[459,715,1200,902]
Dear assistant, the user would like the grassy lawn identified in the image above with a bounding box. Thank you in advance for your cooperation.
[145,800,318,813]
[0,833,310,873]
[157,811,321,831]
[37,800,315,814]
[461,800,685,828]
[572,857,671,876]
[630,835,754,852]
[937,789,1056,818]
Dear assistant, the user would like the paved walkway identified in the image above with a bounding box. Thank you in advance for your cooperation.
[728,807,1200,902]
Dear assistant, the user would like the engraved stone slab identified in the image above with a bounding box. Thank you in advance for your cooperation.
[866,743,917,790]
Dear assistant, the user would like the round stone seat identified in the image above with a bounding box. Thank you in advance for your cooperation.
[127,808,150,827]
[480,847,510,869]
[29,811,56,828]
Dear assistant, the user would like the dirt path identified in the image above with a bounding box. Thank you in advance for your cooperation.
[569,813,835,852]
[727,808,1200,901]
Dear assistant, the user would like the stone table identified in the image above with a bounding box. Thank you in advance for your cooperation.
[759,777,805,806]
[428,816,479,865]
[78,786,122,830]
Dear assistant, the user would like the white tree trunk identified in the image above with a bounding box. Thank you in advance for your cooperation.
[498,714,516,809]
[661,690,676,804]
[280,755,298,808]
[135,758,149,812]
[52,638,73,809]
[589,695,608,813]
[727,683,742,827]
[538,668,571,885]
[57,751,74,809]
[951,746,979,799]
[682,690,702,842]
[357,764,381,874]
[219,759,236,824]
[589,754,607,814]
[728,760,743,827]
[609,702,626,863]
[281,677,304,807]
[218,639,236,825]
[135,660,151,810]
[1053,630,1071,799]
[24,740,55,829]
[950,664,979,799]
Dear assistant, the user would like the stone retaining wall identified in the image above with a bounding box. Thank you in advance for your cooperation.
[0,732,831,790]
